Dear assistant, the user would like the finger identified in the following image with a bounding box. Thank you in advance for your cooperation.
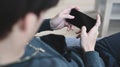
[89,14,101,32]
[64,22,69,27]
[68,24,73,31]
[65,22,71,27]
[81,26,87,36]
[67,24,71,31]
[65,23,73,31]
[75,30,81,34]
[95,14,101,28]
[69,24,74,30]
[65,22,69,28]
[63,14,75,19]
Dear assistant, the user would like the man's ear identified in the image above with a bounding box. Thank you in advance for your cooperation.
[19,13,38,31]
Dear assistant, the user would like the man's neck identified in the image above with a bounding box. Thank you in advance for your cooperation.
[0,38,25,66]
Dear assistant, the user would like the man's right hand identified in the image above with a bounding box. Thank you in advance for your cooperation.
[80,15,101,52]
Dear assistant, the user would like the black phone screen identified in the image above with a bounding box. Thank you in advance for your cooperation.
[66,9,96,32]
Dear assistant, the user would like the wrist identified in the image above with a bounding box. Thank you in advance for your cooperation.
[83,48,95,52]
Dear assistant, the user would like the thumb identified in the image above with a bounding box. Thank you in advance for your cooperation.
[81,26,87,37]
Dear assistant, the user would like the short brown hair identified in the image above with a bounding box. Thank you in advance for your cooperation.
[0,0,59,40]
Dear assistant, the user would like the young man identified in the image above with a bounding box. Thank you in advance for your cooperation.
[0,0,119,67]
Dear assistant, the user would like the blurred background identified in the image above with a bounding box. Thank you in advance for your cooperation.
[36,0,120,38]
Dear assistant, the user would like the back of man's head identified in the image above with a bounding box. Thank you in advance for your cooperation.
[0,0,59,40]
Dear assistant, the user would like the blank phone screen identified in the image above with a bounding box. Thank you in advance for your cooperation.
[66,9,96,32]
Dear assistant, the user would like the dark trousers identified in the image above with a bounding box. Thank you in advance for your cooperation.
[96,32,120,66]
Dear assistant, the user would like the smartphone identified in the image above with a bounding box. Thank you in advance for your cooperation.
[66,9,96,32]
